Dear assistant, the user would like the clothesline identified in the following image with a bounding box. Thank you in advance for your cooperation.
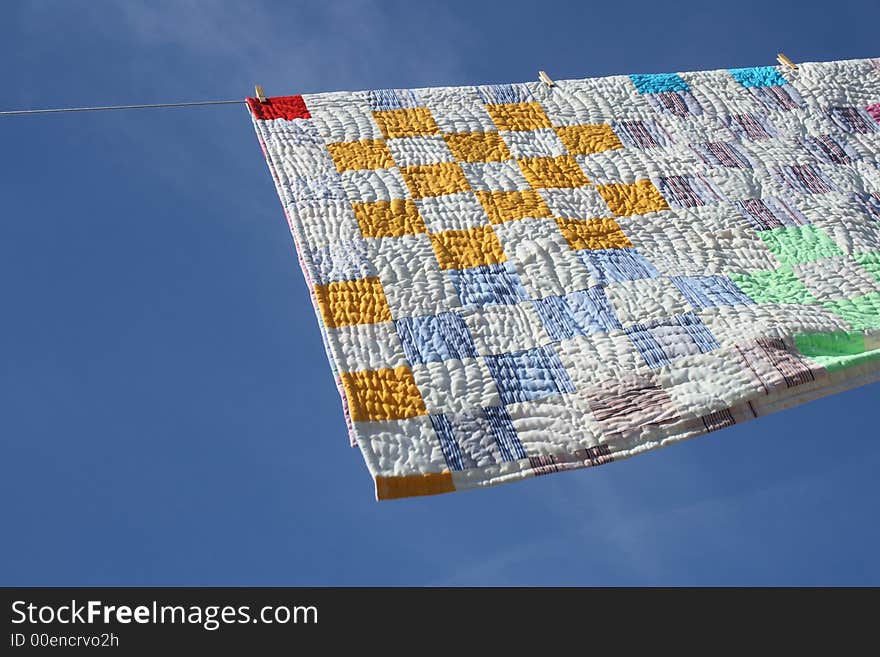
[0,99,246,116]
[0,54,800,118]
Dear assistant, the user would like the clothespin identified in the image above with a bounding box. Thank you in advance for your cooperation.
[255,84,267,103]
[776,53,797,70]
[538,70,555,88]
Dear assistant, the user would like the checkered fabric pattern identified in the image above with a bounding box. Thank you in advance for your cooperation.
[248,58,880,500]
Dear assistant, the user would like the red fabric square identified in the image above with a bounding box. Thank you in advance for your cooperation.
[247,95,311,121]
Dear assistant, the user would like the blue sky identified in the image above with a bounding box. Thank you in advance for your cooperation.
[1,0,878,586]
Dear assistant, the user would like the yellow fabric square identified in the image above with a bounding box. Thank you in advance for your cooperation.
[430,225,507,270]
[486,102,552,131]
[352,200,427,238]
[314,277,393,328]
[555,124,623,155]
[376,472,455,499]
[341,366,428,422]
[597,180,670,216]
[372,107,440,139]
[326,140,394,172]
[556,217,632,250]
[443,131,512,162]
[518,156,590,189]
[475,190,552,224]
[401,162,471,198]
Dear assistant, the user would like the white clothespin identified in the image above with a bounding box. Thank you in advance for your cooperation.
[255,84,268,103]
[776,53,797,70]
[538,70,555,88]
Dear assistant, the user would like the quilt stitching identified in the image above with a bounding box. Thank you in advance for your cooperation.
[249,58,880,500]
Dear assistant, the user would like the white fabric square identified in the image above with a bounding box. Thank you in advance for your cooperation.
[368,234,461,318]
[462,302,552,356]
[410,357,501,414]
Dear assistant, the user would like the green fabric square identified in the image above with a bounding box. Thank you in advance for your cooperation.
[730,266,817,305]
[795,331,880,372]
[854,250,880,283]
[823,292,880,330]
[758,225,843,265]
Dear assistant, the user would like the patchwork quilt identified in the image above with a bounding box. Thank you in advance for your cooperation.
[248,58,880,500]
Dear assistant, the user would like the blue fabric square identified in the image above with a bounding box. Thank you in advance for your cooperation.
[429,414,466,471]
[288,173,347,203]
[577,248,660,284]
[675,313,720,353]
[630,73,689,94]
[367,88,420,111]
[477,83,532,105]
[308,240,377,285]
[484,346,576,405]
[533,287,622,340]
[395,312,478,364]
[483,406,527,461]
[624,325,669,368]
[674,313,721,354]
[670,275,755,310]
[431,408,526,468]
[626,313,720,368]
[448,262,530,308]
[729,66,787,88]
